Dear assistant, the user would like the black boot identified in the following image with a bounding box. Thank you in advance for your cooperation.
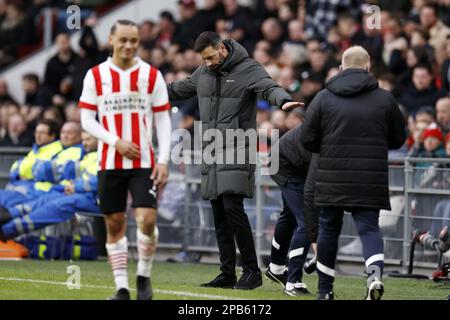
[108,288,131,300]
[200,273,237,288]
[136,276,153,300]
[234,270,263,290]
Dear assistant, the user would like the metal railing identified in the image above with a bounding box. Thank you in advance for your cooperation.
[1,147,449,269]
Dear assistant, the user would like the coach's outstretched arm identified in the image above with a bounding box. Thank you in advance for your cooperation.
[167,67,201,101]
[247,62,304,110]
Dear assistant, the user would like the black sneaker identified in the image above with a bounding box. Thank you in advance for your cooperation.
[136,276,153,300]
[200,273,237,289]
[284,285,311,297]
[303,257,317,274]
[317,291,334,300]
[234,271,263,290]
[264,268,287,286]
[108,288,131,300]
[364,280,384,300]
[0,208,11,224]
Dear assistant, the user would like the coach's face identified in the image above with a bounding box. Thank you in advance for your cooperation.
[200,43,228,71]
[109,24,140,61]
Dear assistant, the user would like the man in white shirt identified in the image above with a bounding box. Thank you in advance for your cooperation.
[79,20,171,300]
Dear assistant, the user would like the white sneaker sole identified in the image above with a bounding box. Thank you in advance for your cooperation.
[366,280,384,300]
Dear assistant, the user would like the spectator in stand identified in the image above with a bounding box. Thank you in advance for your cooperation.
[22,73,52,125]
[149,47,171,75]
[174,0,202,50]
[411,123,447,168]
[155,11,178,50]
[302,40,338,83]
[304,0,363,39]
[398,64,444,115]
[184,48,202,72]
[44,32,78,96]
[0,3,25,69]
[416,106,436,125]
[419,3,450,66]
[277,67,300,95]
[0,102,19,141]
[297,71,323,106]
[64,101,81,123]
[139,20,156,49]
[260,18,285,55]
[71,15,107,101]
[196,0,225,34]
[222,0,253,51]
[392,46,434,98]
[0,113,34,147]
[382,15,408,69]
[0,78,15,105]
[42,106,65,128]
[335,12,367,53]
[360,10,384,67]
[441,35,450,93]
[436,97,450,135]
[253,47,273,67]
[378,73,396,92]
[439,0,450,26]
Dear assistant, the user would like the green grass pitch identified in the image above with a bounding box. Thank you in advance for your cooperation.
[0,260,447,300]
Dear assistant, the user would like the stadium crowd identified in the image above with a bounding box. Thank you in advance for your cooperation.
[0,0,449,254]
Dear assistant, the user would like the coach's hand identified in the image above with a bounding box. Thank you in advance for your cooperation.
[116,139,140,160]
[281,101,304,111]
[151,163,168,190]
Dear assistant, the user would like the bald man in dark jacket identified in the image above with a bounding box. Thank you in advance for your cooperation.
[300,46,406,300]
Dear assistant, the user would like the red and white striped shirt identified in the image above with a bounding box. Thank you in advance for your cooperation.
[79,57,171,171]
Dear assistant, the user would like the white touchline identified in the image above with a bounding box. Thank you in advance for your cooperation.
[0,276,247,300]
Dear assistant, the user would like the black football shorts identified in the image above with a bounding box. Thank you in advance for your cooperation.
[97,169,157,214]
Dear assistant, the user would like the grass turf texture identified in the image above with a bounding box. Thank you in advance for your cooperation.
[0,260,447,300]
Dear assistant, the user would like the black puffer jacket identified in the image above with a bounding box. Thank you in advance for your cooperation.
[304,153,319,242]
[168,39,292,200]
[270,124,312,186]
[300,68,406,210]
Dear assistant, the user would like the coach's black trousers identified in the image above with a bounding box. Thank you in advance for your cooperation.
[210,194,259,276]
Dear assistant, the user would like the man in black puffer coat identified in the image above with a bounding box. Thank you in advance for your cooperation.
[168,32,303,290]
[300,46,406,300]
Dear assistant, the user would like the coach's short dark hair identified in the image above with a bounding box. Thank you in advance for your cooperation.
[110,20,138,34]
[194,31,222,53]
[37,119,59,137]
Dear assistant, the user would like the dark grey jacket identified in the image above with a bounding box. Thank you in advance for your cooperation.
[168,39,292,200]
[300,69,406,210]
[304,153,319,242]
[271,124,312,186]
